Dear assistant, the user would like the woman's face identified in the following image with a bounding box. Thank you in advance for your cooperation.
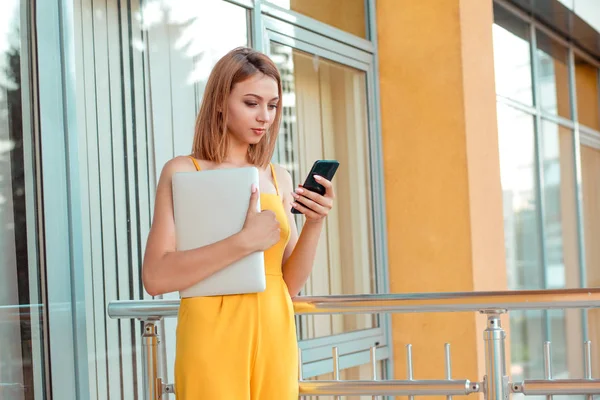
[226,73,279,146]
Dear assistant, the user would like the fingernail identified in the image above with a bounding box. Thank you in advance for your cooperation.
[314,175,322,180]
[251,184,257,193]
[291,192,299,199]
[295,188,304,194]
[292,202,297,208]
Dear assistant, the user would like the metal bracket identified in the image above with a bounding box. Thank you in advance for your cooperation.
[162,382,175,394]
[479,309,507,315]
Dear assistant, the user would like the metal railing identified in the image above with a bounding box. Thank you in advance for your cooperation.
[108,288,600,399]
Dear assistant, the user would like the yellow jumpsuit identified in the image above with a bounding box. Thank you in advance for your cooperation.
[174,159,299,399]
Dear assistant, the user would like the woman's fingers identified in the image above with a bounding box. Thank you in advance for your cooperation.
[291,192,327,215]
[294,187,333,210]
[314,175,335,198]
[290,200,321,219]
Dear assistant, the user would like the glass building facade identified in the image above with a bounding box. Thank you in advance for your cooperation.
[493,1,600,397]
[1,0,599,399]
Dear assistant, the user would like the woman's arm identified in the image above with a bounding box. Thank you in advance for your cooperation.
[276,166,335,297]
[142,157,280,296]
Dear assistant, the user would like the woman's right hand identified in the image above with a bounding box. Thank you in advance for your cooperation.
[240,185,280,252]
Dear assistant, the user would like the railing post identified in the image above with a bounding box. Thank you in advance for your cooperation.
[584,341,593,400]
[142,320,161,400]
[482,311,509,400]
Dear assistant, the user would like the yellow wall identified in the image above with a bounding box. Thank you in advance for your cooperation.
[377,0,507,388]
[290,0,366,38]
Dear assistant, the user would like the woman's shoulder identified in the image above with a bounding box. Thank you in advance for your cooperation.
[271,163,294,189]
[159,156,198,180]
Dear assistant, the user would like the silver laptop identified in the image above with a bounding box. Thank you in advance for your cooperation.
[172,167,266,298]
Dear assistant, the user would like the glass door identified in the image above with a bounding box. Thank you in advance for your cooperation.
[0,1,48,399]
[264,15,391,384]
[271,43,376,334]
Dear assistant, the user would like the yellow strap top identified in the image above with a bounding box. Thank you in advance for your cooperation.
[189,156,201,172]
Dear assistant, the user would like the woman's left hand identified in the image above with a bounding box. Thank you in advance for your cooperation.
[291,175,335,223]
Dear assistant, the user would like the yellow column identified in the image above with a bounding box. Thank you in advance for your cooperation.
[377,0,508,388]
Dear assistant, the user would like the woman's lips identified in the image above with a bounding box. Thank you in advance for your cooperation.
[252,128,266,135]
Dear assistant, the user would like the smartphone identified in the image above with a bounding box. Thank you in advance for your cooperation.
[291,160,339,214]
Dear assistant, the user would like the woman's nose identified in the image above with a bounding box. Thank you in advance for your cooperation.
[257,107,269,123]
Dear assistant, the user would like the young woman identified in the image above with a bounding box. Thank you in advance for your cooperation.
[142,47,335,399]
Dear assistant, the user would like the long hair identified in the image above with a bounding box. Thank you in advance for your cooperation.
[192,47,283,168]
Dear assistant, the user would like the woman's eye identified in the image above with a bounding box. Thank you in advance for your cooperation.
[245,102,258,107]
[268,104,278,110]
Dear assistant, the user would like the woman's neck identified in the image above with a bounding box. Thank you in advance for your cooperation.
[225,140,250,167]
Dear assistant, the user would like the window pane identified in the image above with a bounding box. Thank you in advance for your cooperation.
[509,310,545,381]
[510,311,572,400]
[574,55,600,130]
[499,115,580,388]
[266,0,367,39]
[540,121,579,289]
[0,1,46,398]
[142,0,251,165]
[536,30,571,119]
[270,43,377,338]
[497,103,542,289]
[138,0,251,389]
[539,121,583,383]
[581,144,600,374]
[548,309,569,379]
[493,5,534,106]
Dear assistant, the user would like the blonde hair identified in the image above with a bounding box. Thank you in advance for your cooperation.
[192,47,283,168]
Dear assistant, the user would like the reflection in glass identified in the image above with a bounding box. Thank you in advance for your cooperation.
[1,1,45,399]
[497,103,542,290]
[270,43,376,338]
[574,55,600,130]
[141,0,251,157]
[536,30,571,118]
[509,310,545,383]
[266,0,367,38]
[493,5,533,106]
[540,121,579,290]
[139,0,249,85]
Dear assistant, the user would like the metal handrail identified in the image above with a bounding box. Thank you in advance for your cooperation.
[106,288,600,399]
[107,288,600,320]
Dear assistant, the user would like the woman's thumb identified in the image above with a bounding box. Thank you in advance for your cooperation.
[248,184,259,212]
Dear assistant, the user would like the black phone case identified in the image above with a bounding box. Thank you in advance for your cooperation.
[291,160,339,214]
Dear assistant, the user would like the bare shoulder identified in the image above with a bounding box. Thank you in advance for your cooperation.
[273,163,294,191]
[159,156,197,181]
